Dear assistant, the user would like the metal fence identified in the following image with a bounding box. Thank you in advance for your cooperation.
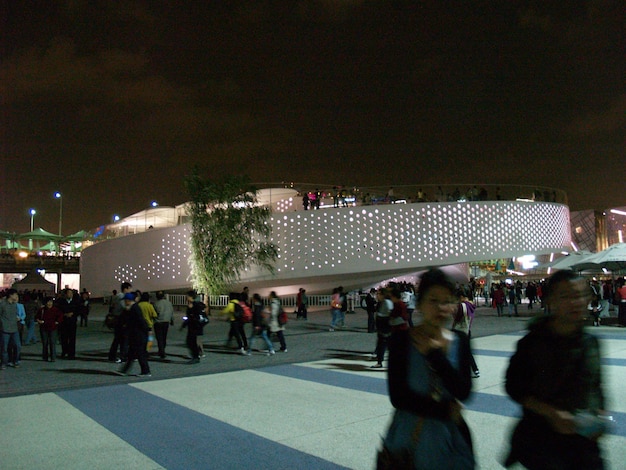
[106,292,362,311]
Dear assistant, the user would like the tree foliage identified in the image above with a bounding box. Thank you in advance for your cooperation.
[184,168,278,295]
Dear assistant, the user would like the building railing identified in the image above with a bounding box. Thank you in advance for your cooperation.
[86,182,568,243]
[165,293,362,311]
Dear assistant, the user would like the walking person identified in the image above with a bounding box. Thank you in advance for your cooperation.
[108,282,132,363]
[296,288,308,320]
[117,293,151,377]
[371,288,393,369]
[507,284,518,317]
[364,288,377,333]
[268,291,287,353]
[222,294,249,354]
[137,292,157,352]
[616,278,626,327]
[23,295,40,345]
[247,293,275,355]
[329,287,342,331]
[78,290,90,327]
[452,292,480,378]
[0,289,23,369]
[493,284,506,317]
[401,285,417,328]
[377,268,475,469]
[153,291,174,359]
[35,297,64,362]
[504,270,608,469]
[182,290,207,364]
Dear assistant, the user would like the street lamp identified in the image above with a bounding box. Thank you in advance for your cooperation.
[29,208,36,231]
[54,192,62,236]
[150,200,158,207]
[113,214,120,222]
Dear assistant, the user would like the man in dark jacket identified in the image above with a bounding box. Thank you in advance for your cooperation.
[505,270,607,469]
[182,290,206,364]
[117,293,151,376]
[56,288,79,359]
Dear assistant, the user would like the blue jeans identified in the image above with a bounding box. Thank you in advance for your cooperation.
[330,309,342,328]
[25,319,37,344]
[1,331,21,365]
[41,329,58,361]
[496,303,504,316]
[248,328,274,352]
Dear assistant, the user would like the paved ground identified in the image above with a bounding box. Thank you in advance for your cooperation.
[2,302,625,469]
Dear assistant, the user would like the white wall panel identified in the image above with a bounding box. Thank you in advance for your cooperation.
[81,201,571,295]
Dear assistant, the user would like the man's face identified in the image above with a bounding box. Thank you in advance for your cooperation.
[65,290,73,300]
[7,293,18,303]
[549,278,589,335]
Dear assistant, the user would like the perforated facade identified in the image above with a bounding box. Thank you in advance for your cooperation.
[81,200,571,295]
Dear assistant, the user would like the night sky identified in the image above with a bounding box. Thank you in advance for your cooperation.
[1,1,624,235]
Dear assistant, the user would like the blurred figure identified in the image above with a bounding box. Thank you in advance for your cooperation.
[268,291,287,353]
[153,291,174,359]
[117,293,151,377]
[247,293,274,355]
[78,291,90,327]
[505,271,607,469]
[182,290,207,364]
[378,269,474,468]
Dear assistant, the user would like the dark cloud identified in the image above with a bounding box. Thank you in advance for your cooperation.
[1,1,624,234]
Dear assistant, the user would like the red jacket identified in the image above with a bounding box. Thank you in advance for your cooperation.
[389,300,409,332]
[493,288,506,305]
[36,306,64,332]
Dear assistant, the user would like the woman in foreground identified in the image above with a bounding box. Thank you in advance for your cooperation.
[378,268,475,469]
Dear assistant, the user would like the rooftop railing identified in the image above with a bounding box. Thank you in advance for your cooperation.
[86,183,570,242]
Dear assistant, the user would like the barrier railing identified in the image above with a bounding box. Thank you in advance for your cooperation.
[105,292,363,311]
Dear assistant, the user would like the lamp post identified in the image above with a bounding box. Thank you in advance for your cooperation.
[54,192,62,236]
[29,208,36,231]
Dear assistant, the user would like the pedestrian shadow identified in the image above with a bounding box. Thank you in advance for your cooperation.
[56,368,121,376]
[204,345,245,356]
[319,362,386,373]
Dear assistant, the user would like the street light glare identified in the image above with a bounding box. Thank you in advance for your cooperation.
[54,192,62,199]
[30,209,36,215]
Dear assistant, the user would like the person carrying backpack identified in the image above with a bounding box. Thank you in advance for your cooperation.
[221,293,249,355]
[181,290,206,364]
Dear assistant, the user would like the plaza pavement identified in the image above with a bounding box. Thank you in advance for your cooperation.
[1,302,625,469]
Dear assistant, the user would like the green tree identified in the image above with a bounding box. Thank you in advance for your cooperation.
[184,168,278,295]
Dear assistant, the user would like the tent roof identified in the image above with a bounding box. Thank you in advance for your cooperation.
[65,230,92,241]
[16,227,61,241]
[12,271,56,291]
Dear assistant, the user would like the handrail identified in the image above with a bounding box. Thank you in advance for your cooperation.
[86,182,568,243]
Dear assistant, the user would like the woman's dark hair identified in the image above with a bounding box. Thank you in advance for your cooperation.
[140,292,150,302]
[543,270,581,300]
[417,268,456,304]
[44,296,54,304]
[253,293,262,302]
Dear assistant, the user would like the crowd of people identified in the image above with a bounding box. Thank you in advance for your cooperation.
[0,286,90,367]
[1,269,623,468]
